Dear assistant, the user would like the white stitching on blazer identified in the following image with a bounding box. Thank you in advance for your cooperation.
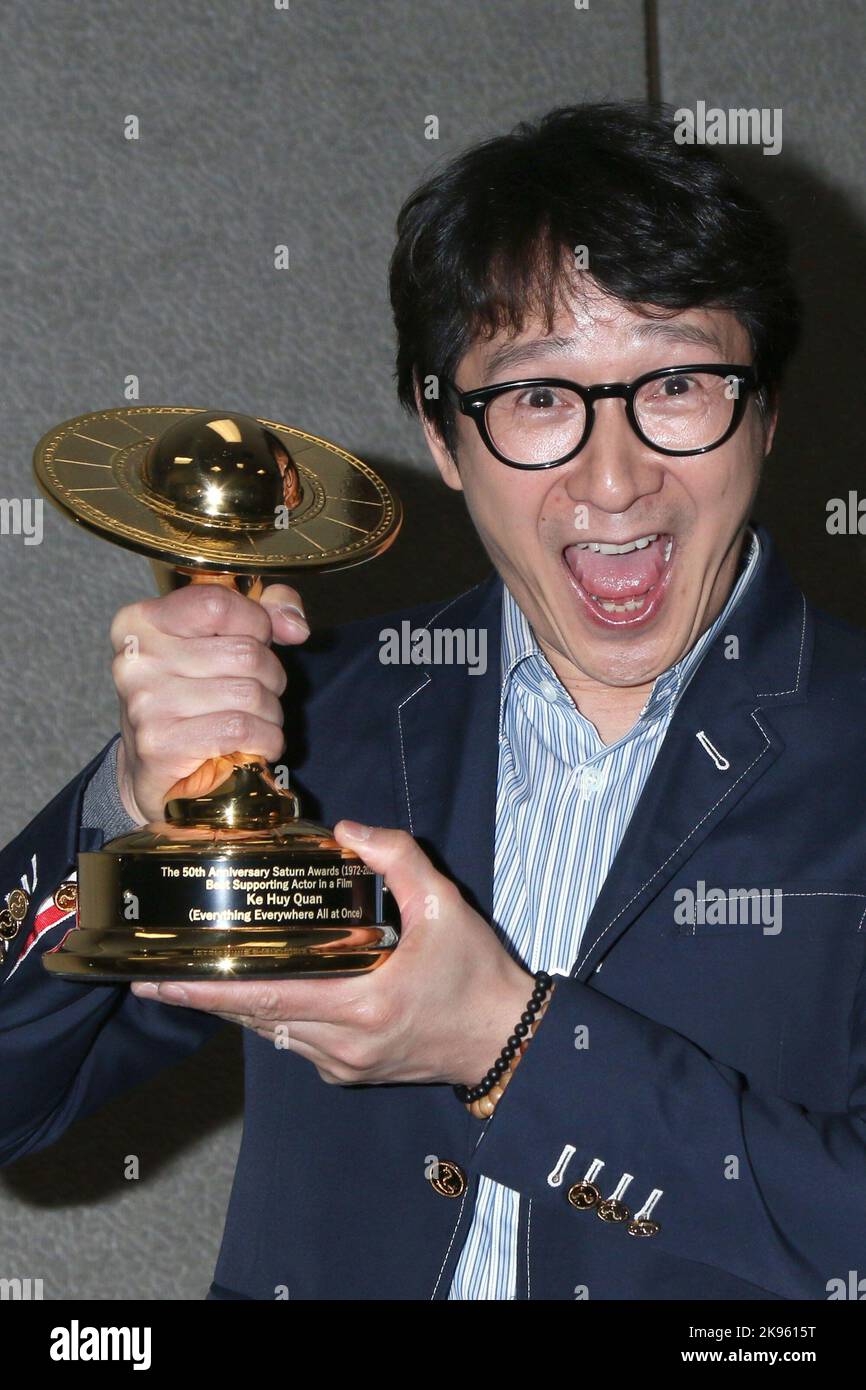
[430,1186,471,1300]
[396,592,467,837]
[681,890,866,936]
[756,593,807,698]
[397,677,430,836]
[576,712,774,971]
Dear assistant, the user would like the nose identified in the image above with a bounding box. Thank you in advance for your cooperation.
[563,396,664,516]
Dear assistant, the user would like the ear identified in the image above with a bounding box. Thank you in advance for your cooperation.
[759,389,779,458]
[413,381,463,492]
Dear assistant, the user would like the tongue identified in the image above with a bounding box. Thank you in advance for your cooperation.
[568,536,668,600]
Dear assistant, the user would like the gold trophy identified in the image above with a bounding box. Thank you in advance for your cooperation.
[33,406,402,980]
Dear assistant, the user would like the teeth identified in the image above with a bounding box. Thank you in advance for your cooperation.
[591,595,648,614]
[575,533,658,555]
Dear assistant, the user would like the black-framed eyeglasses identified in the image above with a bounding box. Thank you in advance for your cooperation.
[442,363,761,469]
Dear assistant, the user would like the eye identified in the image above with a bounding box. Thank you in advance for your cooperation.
[517,386,563,409]
[660,374,695,397]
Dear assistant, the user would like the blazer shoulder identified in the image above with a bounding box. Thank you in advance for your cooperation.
[808,603,866,691]
[792,602,866,754]
[287,576,498,687]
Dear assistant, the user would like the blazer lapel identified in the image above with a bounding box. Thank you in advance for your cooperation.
[572,528,813,979]
[389,573,502,922]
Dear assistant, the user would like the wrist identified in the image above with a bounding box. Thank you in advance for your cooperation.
[115,739,148,826]
[454,959,531,1088]
[455,970,555,1118]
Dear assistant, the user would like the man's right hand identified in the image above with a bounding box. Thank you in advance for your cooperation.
[110,583,310,825]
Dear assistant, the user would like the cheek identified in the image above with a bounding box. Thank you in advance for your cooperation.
[689,445,761,511]
[462,466,545,547]
[474,499,532,569]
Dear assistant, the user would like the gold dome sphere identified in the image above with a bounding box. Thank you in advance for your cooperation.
[140,410,301,531]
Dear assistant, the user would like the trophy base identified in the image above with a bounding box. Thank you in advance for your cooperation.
[42,923,398,981]
[44,776,399,982]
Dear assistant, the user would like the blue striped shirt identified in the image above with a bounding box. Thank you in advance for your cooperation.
[449,528,762,1299]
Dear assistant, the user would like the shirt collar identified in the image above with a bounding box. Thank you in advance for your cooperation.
[500,526,763,730]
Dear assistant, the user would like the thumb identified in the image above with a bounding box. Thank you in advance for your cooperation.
[333,821,443,927]
[259,584,311,646]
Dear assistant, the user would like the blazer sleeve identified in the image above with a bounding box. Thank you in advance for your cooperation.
[468,970,866,1300]
[0,739,222,1167]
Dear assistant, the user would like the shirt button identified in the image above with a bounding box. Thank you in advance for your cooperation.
[538,679,559,702]
[577,768,601,796]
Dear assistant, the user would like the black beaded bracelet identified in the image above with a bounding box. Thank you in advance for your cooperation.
[454,971,553,1105]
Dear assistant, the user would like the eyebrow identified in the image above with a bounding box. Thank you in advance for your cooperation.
[481,320,729,380]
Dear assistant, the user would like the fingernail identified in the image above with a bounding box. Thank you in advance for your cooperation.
[339,820,371,842]
[279,605,310,637]
[158,984,188,1004]
[132,982,158,997]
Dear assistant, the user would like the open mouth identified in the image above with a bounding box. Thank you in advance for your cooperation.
[562,532,676,628]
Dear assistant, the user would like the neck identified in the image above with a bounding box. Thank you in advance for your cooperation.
[539,653,654,745]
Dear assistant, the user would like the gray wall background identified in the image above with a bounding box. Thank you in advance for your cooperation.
[0,0,863,1299]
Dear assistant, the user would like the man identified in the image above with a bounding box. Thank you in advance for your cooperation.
[2,101,865,1301]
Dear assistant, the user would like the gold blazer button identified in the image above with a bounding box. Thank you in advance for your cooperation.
[54,882,78,912]
[567,1181,601,1210]
[627,1217,661,1238]
[0,908,19,940]
[596,1198,631,1224]
[7,888,29,921]
[429,1160,467,1198]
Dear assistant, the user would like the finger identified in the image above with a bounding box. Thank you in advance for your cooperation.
[222,1019,351,1055]
[259,584,311,646]
[131,977,363,1024]
[123,674,285,729]
[134,710,287,767]
[116,636,289,697]
[332,822,443,920]
[256,1019,353,1049]
[112,584,275,651]
[130,987,361,1080]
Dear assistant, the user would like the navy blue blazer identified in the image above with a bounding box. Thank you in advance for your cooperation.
[2,523,865,1300]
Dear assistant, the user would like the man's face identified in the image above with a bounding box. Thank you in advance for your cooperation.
[422,279,776,688]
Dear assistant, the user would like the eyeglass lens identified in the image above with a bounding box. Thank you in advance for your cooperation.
[484,371,740,463]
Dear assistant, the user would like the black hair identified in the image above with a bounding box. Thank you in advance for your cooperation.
[389,100,801,458]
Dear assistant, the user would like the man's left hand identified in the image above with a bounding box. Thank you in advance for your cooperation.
[131,821,533,1088]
